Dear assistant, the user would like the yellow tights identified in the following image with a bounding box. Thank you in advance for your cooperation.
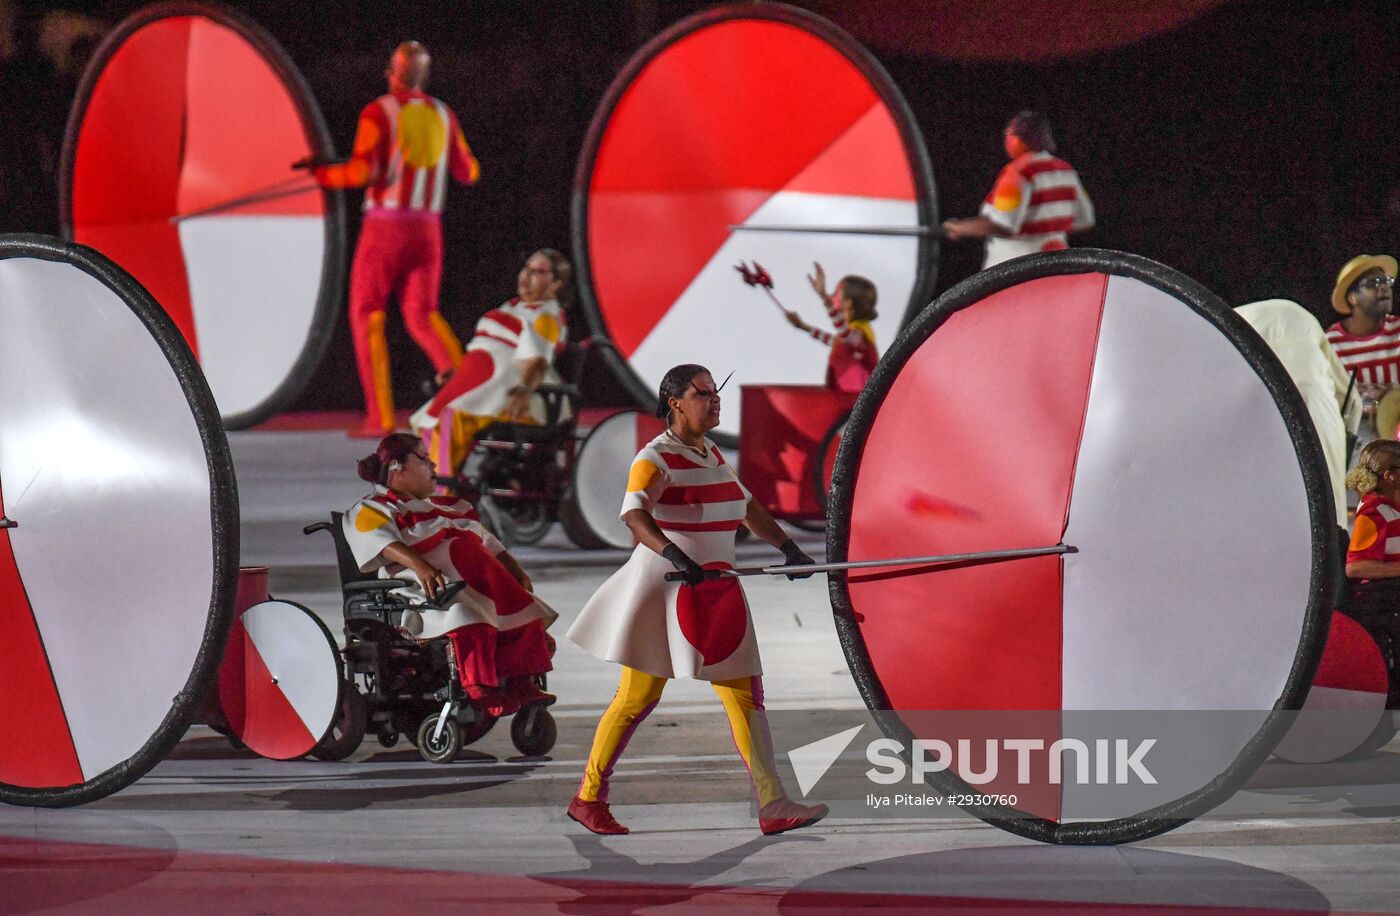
[577,666,785,807]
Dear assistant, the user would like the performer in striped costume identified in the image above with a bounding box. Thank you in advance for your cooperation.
[1325,254,1399,397]
[308,42,481,438]
[565,364,827,837]
[784,261,879,392]
[1346,440,1400,578]
[345,434,555,716]
[942,111,1095,269]
[411,249,571,474]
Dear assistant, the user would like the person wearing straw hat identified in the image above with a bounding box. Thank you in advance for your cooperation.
[1325,254,1399,398]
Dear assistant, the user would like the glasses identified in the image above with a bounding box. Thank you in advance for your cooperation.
[1356,275,1396,293]
[521,266,554,277]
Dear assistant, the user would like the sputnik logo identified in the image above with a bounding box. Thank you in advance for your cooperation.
[786,724,864,797]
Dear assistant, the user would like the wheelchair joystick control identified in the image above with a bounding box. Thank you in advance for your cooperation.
[0,516,16,529]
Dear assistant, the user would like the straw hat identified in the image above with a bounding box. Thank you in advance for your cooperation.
[1332,254,1397,315]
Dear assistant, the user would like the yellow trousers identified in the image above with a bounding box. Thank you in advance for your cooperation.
[577,666,785,807]
[425,408,540,475]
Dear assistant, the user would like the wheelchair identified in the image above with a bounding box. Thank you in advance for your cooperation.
[436,337,637,548]
[303,513,557,763]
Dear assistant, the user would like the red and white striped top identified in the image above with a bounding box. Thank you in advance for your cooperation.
[316,89,480,215]
[1348,492,1400,566]
[344,486,504,575]
[622,433,752,533]
[466,297,568,362]
[1326,316,1400,388]
[981,151,1094,250]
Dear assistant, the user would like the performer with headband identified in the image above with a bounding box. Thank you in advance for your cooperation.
[410,249,570,474]
[565,364,826,836]
[783,261,879,393]
[304,41,481,438]
[942,111,1094,269]
[345,434,555,717]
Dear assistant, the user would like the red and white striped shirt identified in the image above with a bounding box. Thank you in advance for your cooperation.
[981,151,1094,252]
[344,487,505,574]
[466,297,568,362]
[622,433,751,533]
[1326,316,1400,389]
[1348,492,1400,567]
[316,90,480,215]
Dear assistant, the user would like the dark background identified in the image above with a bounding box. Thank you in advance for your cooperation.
[1,0,1396,414]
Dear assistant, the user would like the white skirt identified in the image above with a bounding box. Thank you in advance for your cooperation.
[392,540,557,640]
[566,528,761,681]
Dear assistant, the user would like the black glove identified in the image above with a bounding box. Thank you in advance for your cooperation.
[779,538,816,580]
[662,543,705,586]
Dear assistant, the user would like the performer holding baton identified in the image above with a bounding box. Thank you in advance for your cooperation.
[566,364,826,836]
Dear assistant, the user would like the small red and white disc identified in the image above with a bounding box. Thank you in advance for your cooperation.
[217,600,341,760]
[564,411,665,550]
[1274,612,1389,764]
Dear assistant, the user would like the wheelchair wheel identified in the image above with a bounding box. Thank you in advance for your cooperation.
[376,731,400,749]
[501,501,552,546]
[310,682,368,761]
[416,713,462,764]
[510,707,557,757]
[811,409,852,513]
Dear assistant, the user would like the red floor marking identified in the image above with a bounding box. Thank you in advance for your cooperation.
[0,835,1362,914]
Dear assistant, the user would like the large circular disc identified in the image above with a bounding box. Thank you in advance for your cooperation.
[571,411,666,550]
[1273,611,1388,764]
[572,3,937,444]
[217,600,342,760]
[0,234,239,807]
[60,2,345,429]
[828,249,1335,844]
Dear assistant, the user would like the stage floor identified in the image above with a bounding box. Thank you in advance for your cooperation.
[4,427,1400,913]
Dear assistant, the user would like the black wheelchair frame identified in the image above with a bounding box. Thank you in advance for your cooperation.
[438,337,608,548]
[304,513,557,763]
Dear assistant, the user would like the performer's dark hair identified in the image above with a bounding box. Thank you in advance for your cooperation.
[840,275,879,321]
[656,363,709,420]
[532,248,573,304]
[1007,110,1056,153]
[358,433,422,484]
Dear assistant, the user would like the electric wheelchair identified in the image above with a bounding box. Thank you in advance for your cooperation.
[304,513,557,763]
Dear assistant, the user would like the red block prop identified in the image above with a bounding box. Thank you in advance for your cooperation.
[739,385,856,519]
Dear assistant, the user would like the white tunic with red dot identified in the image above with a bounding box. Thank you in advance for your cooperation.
[566,432,762,681]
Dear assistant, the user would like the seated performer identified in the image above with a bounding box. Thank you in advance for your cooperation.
[1344,439,1400,695]
[784,261,879,393]
[565,363,827,837]
[345,434,556,716]
[941,110,1094,269]
[411,249,571,473]
[1325,254,1399,399]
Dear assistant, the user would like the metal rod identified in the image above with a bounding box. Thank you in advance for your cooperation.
[731,224,934,237]
[0,516,15,529]
[664,544,1074,582]
[171,179,321,223]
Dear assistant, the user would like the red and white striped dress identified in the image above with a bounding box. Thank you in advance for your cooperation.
[980,151,1094,268]
[1326,316,1400,389]
[566,432,762,680]
[343,486,557,639]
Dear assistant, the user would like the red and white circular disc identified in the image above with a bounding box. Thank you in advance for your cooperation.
[217,600,342,760]
[0,235,238,807]
[61,3,344,429]
[573,5,937,442]
[1273,611,1389,764]
[568,411,666,550]
[829,250,1334,844]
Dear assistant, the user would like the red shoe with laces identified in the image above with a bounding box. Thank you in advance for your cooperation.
[567,797,629,835]
[758,798,829,836]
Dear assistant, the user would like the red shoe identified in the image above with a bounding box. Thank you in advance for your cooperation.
[347,417,394,439]
[567,797,629,835]
[758,798,829,836]
[506,678,556,709]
